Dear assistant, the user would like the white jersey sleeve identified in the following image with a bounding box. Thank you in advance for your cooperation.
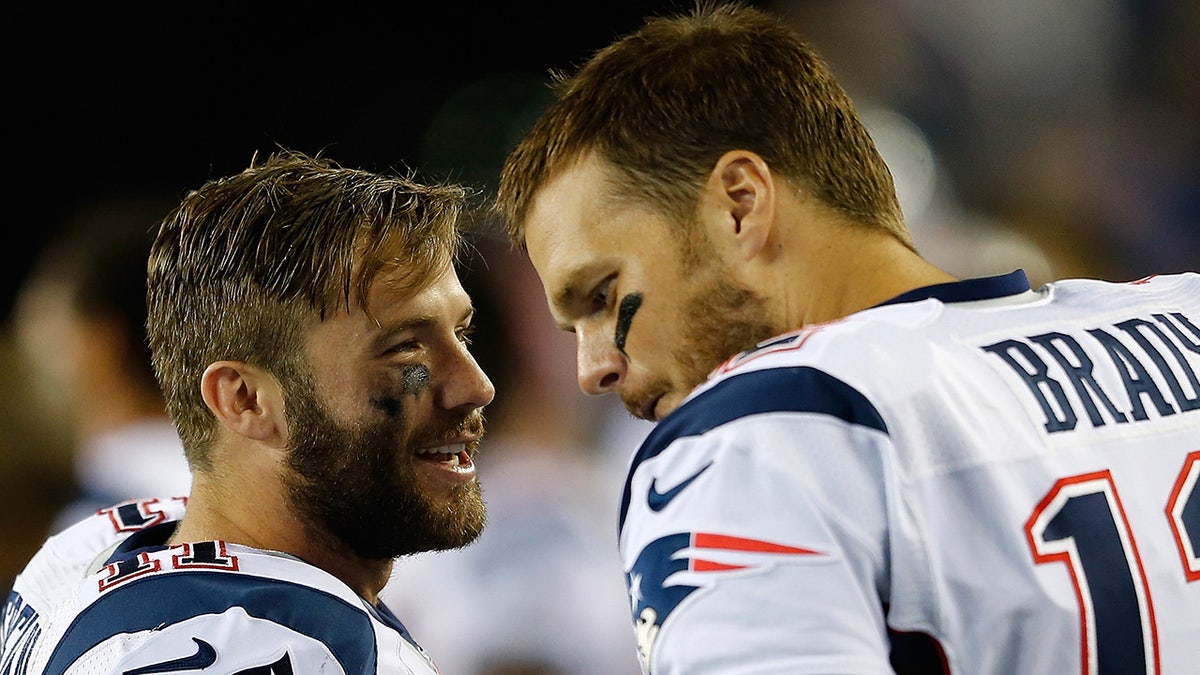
[618,270,1200,674]
[2,497,441,675]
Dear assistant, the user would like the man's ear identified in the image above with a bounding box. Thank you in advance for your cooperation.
[704,150,776,261]
[200,361,288,448]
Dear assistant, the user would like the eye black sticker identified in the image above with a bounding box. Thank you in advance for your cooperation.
[371,363,431,418]
[401,363,431,396]
[614,293,643,354]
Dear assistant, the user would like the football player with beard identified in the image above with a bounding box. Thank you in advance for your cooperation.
[2,150,495,674]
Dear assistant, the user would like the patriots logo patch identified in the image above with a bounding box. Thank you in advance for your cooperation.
[626,532,823,667]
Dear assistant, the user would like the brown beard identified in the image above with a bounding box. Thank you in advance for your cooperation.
[281,369,486,560]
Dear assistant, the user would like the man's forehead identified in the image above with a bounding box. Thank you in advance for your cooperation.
[526,161,622,258]
[526,152,619,228]
[346,264,465,325]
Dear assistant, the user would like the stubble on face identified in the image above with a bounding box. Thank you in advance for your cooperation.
[676,271,776,385]
[620,236,778,420]
[281,366,486,560]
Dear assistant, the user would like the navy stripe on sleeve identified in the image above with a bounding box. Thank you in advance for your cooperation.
[618,366,887,533]
[45,572,378,674]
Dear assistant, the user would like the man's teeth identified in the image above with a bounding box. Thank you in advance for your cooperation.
[416,443,466,465]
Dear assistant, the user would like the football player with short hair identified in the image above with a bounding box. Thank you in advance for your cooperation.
[494,3,1200,673]
[2,150,495,673]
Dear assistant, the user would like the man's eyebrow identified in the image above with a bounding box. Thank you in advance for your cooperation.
[381,315,438,333]
[551,270,586,309]
[549,266,603,332]
[372,307,476,347]
[552,263,610,309]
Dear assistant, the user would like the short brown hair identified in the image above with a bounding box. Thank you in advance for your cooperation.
[147,150,469,467]
[495,1,909,248]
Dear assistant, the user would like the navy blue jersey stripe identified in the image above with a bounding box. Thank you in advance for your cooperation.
[618,366,887,533]
[45,572,377,674]
[877,269,1029,307]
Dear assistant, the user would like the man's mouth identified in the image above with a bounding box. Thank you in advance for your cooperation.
[631,394,663,422]
[415,442,473,468]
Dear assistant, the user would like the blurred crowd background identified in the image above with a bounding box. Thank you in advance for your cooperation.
[2,1,1195,673]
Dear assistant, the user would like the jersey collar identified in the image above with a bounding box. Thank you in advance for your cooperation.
[875,269,1031,308]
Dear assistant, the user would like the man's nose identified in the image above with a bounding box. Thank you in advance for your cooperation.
[576,326,625,396]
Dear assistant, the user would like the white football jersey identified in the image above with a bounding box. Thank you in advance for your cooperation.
[619,270,1200,674]
[1,497,442,674]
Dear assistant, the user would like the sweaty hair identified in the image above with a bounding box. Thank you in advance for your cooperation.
[146,150,469,468]
[494,1,910,249]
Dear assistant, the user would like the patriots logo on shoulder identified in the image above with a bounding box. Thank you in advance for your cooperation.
[626,532,823,667]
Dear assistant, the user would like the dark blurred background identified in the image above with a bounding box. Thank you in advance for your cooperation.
[4,2,699,320]
[2,2,1196,671]
[6,0,1197,318]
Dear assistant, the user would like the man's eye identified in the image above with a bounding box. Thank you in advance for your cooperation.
[456,325,475,345]
[591,277,615,314]
[387,340,421,355]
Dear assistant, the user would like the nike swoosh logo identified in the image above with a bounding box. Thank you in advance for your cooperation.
[647,462,713,512]
[125,637,217,674]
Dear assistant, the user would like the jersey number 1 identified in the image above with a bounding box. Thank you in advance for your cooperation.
[1024,451,1200,675]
